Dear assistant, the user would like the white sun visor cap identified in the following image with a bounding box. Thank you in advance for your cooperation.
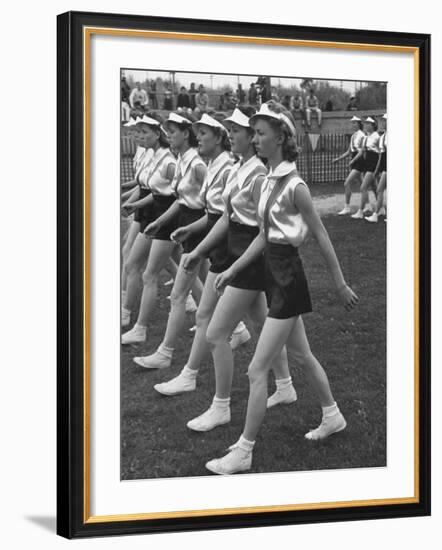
[136,115,161,126]
[193,113,228,133]
[364,116,376,124]
[350,116,362,122]
[382,113,387,119]
[163,112,192,131]
[223,108,251,128]
[250,103,296,137]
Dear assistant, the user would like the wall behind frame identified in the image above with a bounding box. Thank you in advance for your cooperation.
[0,0,438,549]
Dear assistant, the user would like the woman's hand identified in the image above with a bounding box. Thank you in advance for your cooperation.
[337,283,359,311]
[171,226,193,245]
[121,203,136,216]
[331,157,338,164]
[144,220,161,237]
[214,266,237,295]
[183,250,202,273]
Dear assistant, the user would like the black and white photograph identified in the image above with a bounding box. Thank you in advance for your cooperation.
[120,68,387,479]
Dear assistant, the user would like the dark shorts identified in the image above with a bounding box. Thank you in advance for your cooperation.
[151,194,180,241]
[350,151,365,173]
[178,204,206,253]
[227,221,266,291]
[265,243,312,320]
[134,187,154,233]
[363,150,379,173]
[378,152,387,173]
[206,213,232,274]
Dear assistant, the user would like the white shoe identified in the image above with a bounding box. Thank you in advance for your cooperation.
[379,206,386,216]
[164,278,174,286]
[121,308,131,328]
[304,411,347,441]
[154,370,196,395]
[205,447,252,475]
[121,325,146,344]
[230,327,251,350]
[133,349,171,369]
[185,294,198,313]
[365,212,378,223]
[189,325,197,332]
[337,206,351,215]
[351,210,364,219]
[267,385,298,409]
[187,405,231,432]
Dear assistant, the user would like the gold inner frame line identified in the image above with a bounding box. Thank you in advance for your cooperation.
[82,26,420,524]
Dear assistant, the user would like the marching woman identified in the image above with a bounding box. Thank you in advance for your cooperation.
[177,106,296,429]
[351,116,381,219]
[154,107,293,405]
[130,112,209,363]
[203,102,358,475]
[133,113,249,368]
[366,113,387,223]
[331,116,366,215]
[121,114,179,342]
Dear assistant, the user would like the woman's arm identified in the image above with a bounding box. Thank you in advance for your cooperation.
[121,178,138,190]
[332,145,351,163]
[295,184,358,309]
[124,192,154,211]
[373,152,382,177]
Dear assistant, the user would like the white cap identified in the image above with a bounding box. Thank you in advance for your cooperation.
[364,116,376,124]
[223,108,250,128]
[163,112,192,130]
[350,116,362,122]
[250,103,296,137]
[382,113,387,119]
[136,115,161,126]
[193,113,227,133]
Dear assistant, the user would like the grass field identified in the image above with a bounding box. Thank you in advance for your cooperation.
[121,214,386,479]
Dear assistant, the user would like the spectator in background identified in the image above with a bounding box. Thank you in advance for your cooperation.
[129,82,149,111]
[347,96,358,111]
[270,86,280,102]
[324,95,334,112]
[291,93,306,126]
[189,83,197,110]
[149,79,158,109]
[177,86,191,113]
[282,95,291,110]
[248,83,258,106]
[194,85,209,115]
[236,84,246,104]
[121,76,131,122]
[163,89,173,111]
[305,88,322,128]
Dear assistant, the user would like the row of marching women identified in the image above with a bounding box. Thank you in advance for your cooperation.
[333,114,387,222]
[120,103,358,475]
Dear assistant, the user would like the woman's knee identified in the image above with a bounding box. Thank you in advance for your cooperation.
[142,267,160,286]
[247,360,268,386]
[169,285,188,307]
[206,321,231,348]
[195,304,212,329]
[287,346,313,369]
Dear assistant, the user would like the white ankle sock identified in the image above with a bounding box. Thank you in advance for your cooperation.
[122,306,131,316]
[158,343,174,358]
[182,365,198,378]
[233,321,246,334]
[237,435,255,453]
[322,402,339,418]
[275,376,292,390]
[213,396,230,410]
[134,323,146,332]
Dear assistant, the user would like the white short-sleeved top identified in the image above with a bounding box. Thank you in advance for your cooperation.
[134,148,153,185]
[199,151,233,214]
[257,160,309,247]
[133,146,147,172]
[138,147,176,195]
[173,148,207,209]
[350,130,365,153]
[379,132,387,152]
[221,155,267,227]
[364,131,380,153]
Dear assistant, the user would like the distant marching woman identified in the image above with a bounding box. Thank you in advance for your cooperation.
[366,113,387,223]
[351,116,381,219]
[130,112,211,363]
[332,115,366,215]
[203,102,358,475]
[154,107,296,410]
[121,114,178,342]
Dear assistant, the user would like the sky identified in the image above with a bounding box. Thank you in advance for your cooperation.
[122,69,366,95]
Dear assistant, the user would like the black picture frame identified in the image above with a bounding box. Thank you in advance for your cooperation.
[57,10,431,539]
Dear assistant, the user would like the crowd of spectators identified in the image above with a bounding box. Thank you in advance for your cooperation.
[121,76,362,126]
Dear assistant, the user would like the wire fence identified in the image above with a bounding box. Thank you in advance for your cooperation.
[121,133,352,185]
